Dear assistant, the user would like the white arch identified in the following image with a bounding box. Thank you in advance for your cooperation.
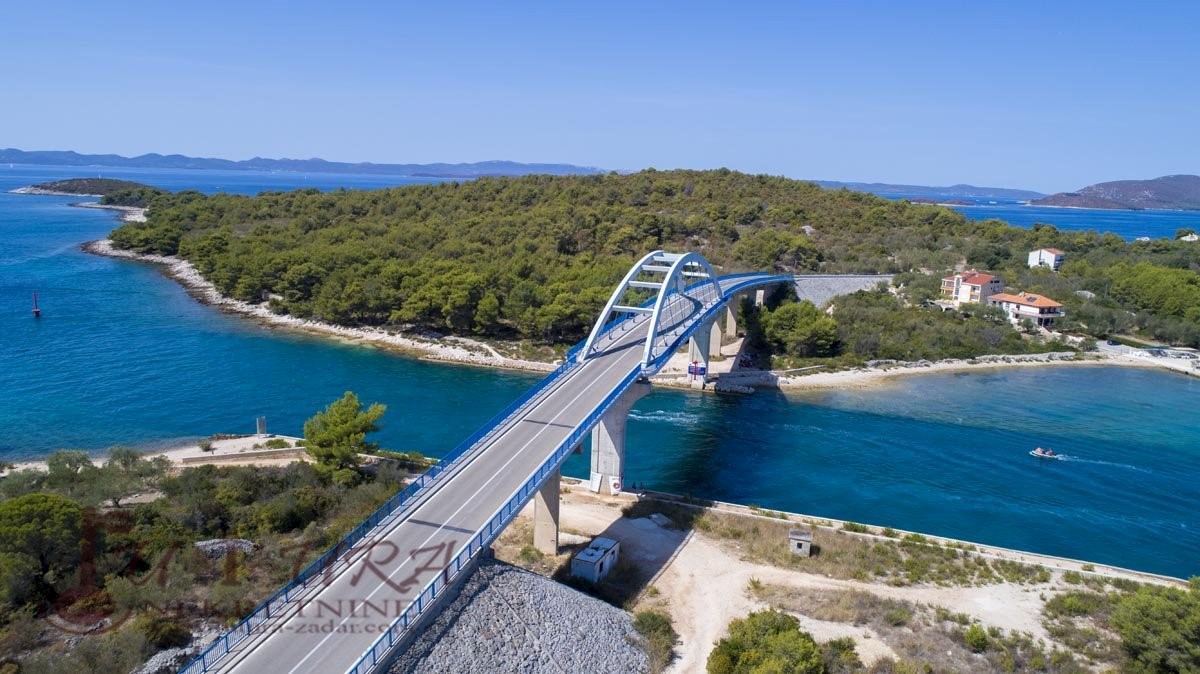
[640,252,722,366]
[580,250,723,367]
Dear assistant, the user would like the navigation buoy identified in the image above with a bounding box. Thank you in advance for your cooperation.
[32,292,41,318]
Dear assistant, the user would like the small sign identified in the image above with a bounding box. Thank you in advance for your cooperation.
[687,363,707,376]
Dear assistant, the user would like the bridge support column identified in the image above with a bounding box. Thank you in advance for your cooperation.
[687,320,714,390]
[590,381,652,495]
[709,319,723,358]
[533,468,560,555]
[724,299,739,338]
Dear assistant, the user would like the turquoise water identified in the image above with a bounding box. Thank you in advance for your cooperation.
[1,165,1197,578]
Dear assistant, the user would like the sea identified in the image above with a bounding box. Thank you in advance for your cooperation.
[1,164,1196,578]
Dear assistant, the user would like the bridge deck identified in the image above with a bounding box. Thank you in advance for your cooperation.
[209,274,777,674]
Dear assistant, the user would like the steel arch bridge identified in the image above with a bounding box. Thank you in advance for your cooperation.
[182,252,798,674]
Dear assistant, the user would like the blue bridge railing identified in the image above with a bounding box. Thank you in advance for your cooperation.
[179,272,792,674]
[178,346,589,674]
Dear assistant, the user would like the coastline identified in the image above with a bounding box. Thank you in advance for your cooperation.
[83,238,1200,388]
[71,201,148,222]
[82,239,558,373]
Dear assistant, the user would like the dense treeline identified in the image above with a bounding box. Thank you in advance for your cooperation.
[0,395,402,673]
[109,169,1200,347]
[744,287,1062,367]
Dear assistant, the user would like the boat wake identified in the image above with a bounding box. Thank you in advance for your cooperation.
[1056,455,1150,473]
[628,410,702,427]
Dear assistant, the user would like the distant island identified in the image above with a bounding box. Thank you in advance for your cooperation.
[10,177,153,197]
[0,148,606,179]
[814,180,1044,201]
[1033,174,1200,211]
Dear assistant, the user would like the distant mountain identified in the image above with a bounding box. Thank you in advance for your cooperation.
[814,180,1044,201]
[1032,175,1200,211]
[0,148,606,179]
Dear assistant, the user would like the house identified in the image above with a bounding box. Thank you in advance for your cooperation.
[940,270,1003,307]
[1028,248,1065,271]
[989,292,1064,328]
[571,537,620,583]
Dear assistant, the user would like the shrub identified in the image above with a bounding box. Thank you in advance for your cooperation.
[262,438,291,449]
[633,610,677,673]
[841,522,869,534]
[1110,580,1200,672]
[964,623,988,652]
[707,609,823,674]
[198,441,214,453]
[133,613,191,650]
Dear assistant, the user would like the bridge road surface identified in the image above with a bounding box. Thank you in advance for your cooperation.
[214,274,773,674]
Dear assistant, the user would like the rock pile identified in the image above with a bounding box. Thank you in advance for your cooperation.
[390,558,649,674]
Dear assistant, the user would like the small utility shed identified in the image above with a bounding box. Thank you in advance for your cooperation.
[789,529,813,557]
[571,537,620,583]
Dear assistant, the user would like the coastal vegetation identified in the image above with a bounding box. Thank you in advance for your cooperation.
[21,178,152,196]
[0,394,403,674]
[106,169,1200,353]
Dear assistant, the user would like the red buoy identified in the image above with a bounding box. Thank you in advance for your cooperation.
[32,292,41,318]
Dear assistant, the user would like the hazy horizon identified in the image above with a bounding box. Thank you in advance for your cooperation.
[2,1,1196,193]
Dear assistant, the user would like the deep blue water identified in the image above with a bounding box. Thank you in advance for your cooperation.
[882,190,1200,240]
[1,165,1197,577]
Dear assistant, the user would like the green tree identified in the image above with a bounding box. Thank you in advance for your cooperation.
[707,609,824,674]
[303,391,387,485]
[0,493,83,602]
[1110,579,1200,673]
[761,301,840,358]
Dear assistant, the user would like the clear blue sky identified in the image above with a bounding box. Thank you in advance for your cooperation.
[2,1,1196,192]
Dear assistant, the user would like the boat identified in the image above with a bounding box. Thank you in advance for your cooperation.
[1030,447,1060,459]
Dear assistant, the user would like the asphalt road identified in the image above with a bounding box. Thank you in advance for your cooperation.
[213,275,773,674]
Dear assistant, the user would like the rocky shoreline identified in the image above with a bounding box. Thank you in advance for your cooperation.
[82,239,557,372]
[82,239,1198,389]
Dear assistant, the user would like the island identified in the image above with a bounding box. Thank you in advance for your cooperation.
[1032,174,1200,211]
[12,178,166,220]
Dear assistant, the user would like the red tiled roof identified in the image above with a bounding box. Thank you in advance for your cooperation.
[941,270,998,286]
[1041,248,1065,255]
[991,292,1062,308]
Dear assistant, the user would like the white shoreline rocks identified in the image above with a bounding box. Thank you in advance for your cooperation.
[388,558,650,674]
[82,239,556,373]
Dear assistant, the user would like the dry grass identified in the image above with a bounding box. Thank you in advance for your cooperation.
[753,584,1093,674]
[625,498,1051,587]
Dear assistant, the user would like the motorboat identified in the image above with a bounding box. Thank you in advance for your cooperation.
[1030,447,1060,459]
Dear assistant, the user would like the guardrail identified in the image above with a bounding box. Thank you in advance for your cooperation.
[178,347,588,674]
[344,366,645,674]
[179,273,794,674]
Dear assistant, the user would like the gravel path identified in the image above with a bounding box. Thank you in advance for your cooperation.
[389,558,649,674]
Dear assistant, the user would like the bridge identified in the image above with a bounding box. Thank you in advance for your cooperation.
[180,252,882,674]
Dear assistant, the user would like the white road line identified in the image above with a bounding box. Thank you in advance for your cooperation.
[282,343,639,674]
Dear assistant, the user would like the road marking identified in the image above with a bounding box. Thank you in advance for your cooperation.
[279,333,640,674]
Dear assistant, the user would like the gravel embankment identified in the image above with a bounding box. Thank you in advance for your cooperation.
[793,274,892,306]
[389,558,649,674]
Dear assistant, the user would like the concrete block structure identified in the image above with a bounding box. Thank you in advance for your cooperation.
[1028,248,1065,271]
[940,270,1003,307]
[571,537,621,583]
[789,529,813,557]
[988,292,1064,328]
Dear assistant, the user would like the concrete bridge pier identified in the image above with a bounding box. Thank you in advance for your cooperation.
[724,299,739,338]
[687,318,719,389]
[589,380,652,495]
[533,468,561,555]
